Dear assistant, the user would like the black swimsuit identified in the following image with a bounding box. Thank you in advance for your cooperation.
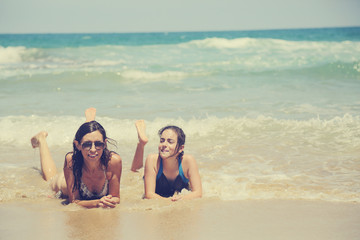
[155,158,190,197]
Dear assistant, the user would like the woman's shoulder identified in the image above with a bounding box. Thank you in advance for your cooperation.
[106,152,122,176]
[65,152,73,159]
[109,152,122,165]
[64,152,74,168]
[110,151,121,160]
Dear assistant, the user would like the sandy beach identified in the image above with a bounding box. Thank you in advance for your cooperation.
[1,27,359,240]
[1,198,359,240]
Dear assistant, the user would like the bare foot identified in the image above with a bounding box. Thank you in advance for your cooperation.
[135,120,148,145]
[85,107,96,122]
[31,131,48,148]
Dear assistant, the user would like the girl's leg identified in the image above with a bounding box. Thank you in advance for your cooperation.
[131,120,148,172]
[31,131,58,181]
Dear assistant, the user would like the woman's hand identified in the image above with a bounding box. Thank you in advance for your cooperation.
[98,195,117,208]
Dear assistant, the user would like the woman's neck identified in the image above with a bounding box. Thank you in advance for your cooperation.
[83,161,102,174]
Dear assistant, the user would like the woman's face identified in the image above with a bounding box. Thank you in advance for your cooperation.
[158,129,183,159]
[78,130,105,162]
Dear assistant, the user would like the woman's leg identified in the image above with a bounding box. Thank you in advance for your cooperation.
[31,131,58,181]
[85,107,96,122]
[31,108,95,192]
[131,120,148,172]
[50,172,68,195]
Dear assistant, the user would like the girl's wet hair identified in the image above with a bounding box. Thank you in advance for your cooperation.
[71,121,112,192]
[158,125,186,160]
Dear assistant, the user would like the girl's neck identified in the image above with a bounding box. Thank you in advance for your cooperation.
[161,155,179,170]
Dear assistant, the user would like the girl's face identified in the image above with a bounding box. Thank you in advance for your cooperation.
[77,130,105,162]
[158,129,183,159]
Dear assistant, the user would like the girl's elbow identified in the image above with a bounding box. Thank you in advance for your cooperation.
[144,192,152,199]
[195,191,202,198]
[192,189,202,198]
[145,191,158,199]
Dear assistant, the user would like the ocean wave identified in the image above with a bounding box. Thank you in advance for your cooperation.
[1,38,359,79]
[183,37,258,49]
[116,69,189,82]
[1,114,359,147]
[1,60,358,82]
[235,61,360,78]
[0,46,28,63]
[202,167,360,202]
[182,37,360,50]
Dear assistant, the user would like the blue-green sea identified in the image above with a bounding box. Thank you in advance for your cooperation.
[0,27,359,203]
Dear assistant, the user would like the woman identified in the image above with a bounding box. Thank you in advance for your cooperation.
[31,108,122,208]
[132,121,202,201]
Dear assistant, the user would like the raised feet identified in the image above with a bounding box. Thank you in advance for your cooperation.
[131,120,148,171]
[135,120,148,145]
[85,107,97,122]
[31,131,48,148]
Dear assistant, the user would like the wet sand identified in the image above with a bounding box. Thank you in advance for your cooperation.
[1,199,359,240]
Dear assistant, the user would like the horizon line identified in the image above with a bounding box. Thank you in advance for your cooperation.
[0,25,359,35]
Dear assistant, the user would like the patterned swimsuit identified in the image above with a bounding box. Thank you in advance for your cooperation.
[79,170,109,200]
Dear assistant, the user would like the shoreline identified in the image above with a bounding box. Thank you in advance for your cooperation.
[1,198,359,240]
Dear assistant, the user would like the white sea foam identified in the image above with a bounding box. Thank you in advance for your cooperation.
[116,69,188,82]
[1,114,358,153]
[183,37,360,52]
[0,46,27,63]
[184,37,257,49]
[0,114,359,202]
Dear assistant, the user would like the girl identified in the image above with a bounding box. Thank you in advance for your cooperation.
[132,121,202,201]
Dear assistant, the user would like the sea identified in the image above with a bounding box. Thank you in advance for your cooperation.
[0,27,359,205]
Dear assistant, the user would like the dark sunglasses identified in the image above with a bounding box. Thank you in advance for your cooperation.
[81,141,105,150]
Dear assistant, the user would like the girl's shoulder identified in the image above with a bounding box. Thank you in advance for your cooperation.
[182,154,196,163]
[146,153,159,161]
[145,153,159,167]
[181,154,197,171]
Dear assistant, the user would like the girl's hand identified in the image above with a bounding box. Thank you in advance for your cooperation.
[170,195,183,201]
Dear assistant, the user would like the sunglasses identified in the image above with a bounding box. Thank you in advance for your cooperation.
[81,141,105,151]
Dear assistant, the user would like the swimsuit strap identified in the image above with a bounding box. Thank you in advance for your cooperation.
[156,158,163,180]
[178,160,189,184]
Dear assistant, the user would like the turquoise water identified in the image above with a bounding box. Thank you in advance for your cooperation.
[1,27,360,48]
[0,27,359,203]
[1,27,359,119]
